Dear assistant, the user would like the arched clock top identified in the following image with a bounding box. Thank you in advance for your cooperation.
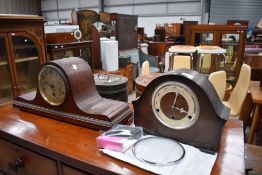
[133,69,230,151]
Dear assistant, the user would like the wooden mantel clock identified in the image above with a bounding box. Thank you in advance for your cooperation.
[132,69,230,151]
[13,57,133,130]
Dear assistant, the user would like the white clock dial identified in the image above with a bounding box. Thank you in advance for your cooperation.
[38,66,66,106]
[152,81,200,129]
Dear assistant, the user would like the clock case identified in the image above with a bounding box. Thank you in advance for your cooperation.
[13,57,133,130]
[133,69,230,151]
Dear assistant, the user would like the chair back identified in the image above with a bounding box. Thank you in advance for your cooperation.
[227,64,251,116]
[208,71,226,100]
[173,55,191,69]
[142,61,150,75]
[199,53,211,73]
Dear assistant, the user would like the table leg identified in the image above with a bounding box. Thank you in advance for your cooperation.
[247,104,261,144]
[190,53,194,70]
[199,53,204,73]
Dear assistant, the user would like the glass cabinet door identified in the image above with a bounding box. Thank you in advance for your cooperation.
[0,36,13,104]
[220,33,240,82]
[194,32,214,45]
[12,35,40,95]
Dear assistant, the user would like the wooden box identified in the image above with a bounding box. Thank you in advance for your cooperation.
[46,32,76,44]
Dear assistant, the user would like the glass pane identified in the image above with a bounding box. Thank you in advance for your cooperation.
[220,33,240,83]
[0,37,13,104]
[12,36,40,95]
[194,32,213,45]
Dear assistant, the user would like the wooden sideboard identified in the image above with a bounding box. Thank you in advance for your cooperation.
[0,104,245,175]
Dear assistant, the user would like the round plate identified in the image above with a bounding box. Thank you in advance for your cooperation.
[133,137,185,166]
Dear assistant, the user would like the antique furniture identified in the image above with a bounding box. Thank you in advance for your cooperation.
[137,27,145,43]
[46,32,77,44]
[244,54,262,81]
[0,15,46,105]
[141,61,150,76]
[135,73,162,97]
[182,21,198,45]
[133,69,229,151]
[94,64,133,94]
[154,27,166,41]
[111,13,138,50]
[72,9,99,40]
[172,55,191,70]
[147,41,166,57]
[119,48,160,85]
[94,74,128,102]
[227,20,249,27]
[196,46,226,73]
[208,71,227,101]
[248,81,262,144]
[168,45,196,70]
[46,40,93,65]
[222,64,251,117]
[189,24,247,83]
[0,103,244,175]
[13,57,133,130]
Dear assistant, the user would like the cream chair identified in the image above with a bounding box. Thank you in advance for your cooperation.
[141,61,150,75]
[172,55,191,69]
[222,64,251,117]
[199,54,212,73]
[208,71,227,100]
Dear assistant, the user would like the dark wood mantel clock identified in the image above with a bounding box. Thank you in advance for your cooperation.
[132,69,230,151]
[13,57,133,130]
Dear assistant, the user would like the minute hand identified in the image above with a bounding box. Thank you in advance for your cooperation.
[171,92,179,108]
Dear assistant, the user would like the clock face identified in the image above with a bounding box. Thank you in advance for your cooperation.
[152,81,200,129]
[38,66,67,106]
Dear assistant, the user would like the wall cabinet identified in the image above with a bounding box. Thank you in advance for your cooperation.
[0,15,46,104]
[190,24,247,83]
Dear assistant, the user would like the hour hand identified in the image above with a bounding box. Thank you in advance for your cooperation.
[174,107,188,114]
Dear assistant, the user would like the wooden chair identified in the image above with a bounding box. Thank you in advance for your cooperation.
[141,61,150,75]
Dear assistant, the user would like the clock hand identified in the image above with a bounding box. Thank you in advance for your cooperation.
[174,107,188,114]
[171,92,179,108]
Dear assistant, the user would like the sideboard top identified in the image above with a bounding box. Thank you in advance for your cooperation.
[0,14,44,20]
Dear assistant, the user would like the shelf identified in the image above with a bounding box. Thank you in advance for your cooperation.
[0,56,38,66]
[13,45,36,50]
[15,56,38,63]
[0,60,8,66]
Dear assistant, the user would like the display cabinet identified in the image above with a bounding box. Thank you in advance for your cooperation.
[190,24,247,83]
[0,15,46,104]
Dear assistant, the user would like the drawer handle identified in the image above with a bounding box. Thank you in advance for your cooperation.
[8,158,24,172]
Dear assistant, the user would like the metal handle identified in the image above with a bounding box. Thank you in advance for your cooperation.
[98,74,109,81]
[8,158,24,172]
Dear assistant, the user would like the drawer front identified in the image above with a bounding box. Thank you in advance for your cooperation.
[0,139,57,175]
[62,164,92,175]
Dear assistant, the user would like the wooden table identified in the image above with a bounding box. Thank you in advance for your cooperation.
[245,144,262,174]
[248,81,262,144]
[94,64,133,93]
[135,73,162,97]
[0,103,245,175]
